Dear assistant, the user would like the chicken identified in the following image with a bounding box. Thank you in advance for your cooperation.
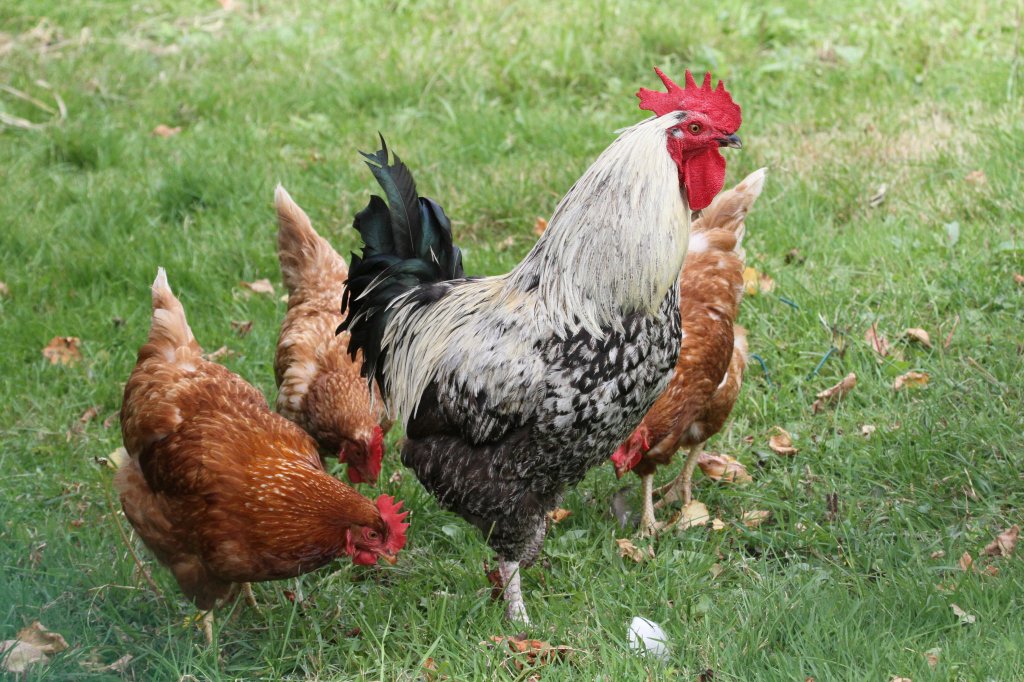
[117,268,408,642]
[274,186,388,484]
[340,69,742,623]
[610,168,765,536]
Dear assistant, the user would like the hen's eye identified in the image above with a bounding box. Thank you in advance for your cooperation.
[366,530,380,541]
[688,123,702,134]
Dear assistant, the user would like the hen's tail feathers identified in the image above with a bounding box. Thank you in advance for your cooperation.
[339,136,464,388]
[148,267,200,357]
[692,167,767,260]
[275,185,345,293]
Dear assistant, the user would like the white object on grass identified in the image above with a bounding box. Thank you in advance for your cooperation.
[628,616,670,660]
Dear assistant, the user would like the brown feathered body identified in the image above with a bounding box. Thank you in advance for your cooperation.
[117,270,403,610]
[274,188,388,484]
[612,168,765,483]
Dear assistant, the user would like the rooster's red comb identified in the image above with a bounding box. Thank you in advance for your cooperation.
[637,68,742,133]
[375,494,409,554]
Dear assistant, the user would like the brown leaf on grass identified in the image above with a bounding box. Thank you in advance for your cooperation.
[231,320,253,337]
[203,345,234,362]
[964,169,987,186]
[102,411,119,429]
[533,217,548,236]
[981,525,1019,557]
[811,373,857,414]
[675,500,710,530]
[78,406,100,425]
[864,323,890,357]
[0,622,69,673]
[924,648,940,668]
[889,677,912,682]
[0,281,8,297]
[546,508,571,524]
[903,328,932,348]
[958,552,973,572]
[81,653,134,674]
[860,424,876,438]
[240,278,275,295]
[768,427,799,455]
[929,550,945,560]
[1015,273,1024,285]
[711,518,726,531]
[481,634,573,672]
[152,124,181,138]
[893,371,929,390]
[42,336,82,365]
[616,537,654,563]
[950,603,976,624]
[742,267,775,295]
[697,452,752,484]
[983,565,1000,577]
[741,510,770,528]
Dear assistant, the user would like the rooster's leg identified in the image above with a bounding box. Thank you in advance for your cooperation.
[498,559,530,625]
[654,444,703,509]
[201,610,215,645]
[638,474,658,537]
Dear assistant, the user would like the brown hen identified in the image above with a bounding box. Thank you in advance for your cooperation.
[274,186,389,484]
[117,268,408,642]
[611,168,766,536]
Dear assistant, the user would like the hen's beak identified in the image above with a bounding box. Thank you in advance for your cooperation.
[379,552,398,566]
[718,134,743,149]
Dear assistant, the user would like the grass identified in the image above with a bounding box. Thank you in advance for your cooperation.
[1,0,1022,678]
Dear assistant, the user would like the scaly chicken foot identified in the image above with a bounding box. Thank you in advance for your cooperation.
[653,444,703,511]
[242,582,259,610]
[637,474,660,537]
[497,559,530,625]
[201,610,215,645]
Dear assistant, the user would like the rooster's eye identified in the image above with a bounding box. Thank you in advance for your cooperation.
[688,123,702,134]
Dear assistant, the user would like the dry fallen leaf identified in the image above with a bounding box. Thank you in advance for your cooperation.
[864,323,890,357]
[241,278,275,295]
[533,217,548,236]
[616,537,654,563]
[811,373,857,414]
[1015,273,1024,285]
[675,500,710,530]
[893,371,929,390]
[203,345,233,362]
[768,427,799,455]
[42,336,82,365]
[81,653,134,674]
[889,677,912,682]
[741,510,770,528]
[965,169,987,186]
[481,634,572,672]
[0,622,69,673]
[903,328,932,348]
[697,452,752,484]
[711,518,726,531]
[0,281,8,297]
[929,550,945,560]
[958,551,973,572]
[231,320,254,337]
[950,603,976,624]
[546,508,572,524]
[860,424,876,438]
[924,648,940,668]
[152,124,181,138]
[742,267,775,295]
[981,525,1019,558]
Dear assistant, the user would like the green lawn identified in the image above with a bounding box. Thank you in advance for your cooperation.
[2,0,1022,679]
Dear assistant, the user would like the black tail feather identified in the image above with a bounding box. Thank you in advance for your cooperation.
[340,138,464,388]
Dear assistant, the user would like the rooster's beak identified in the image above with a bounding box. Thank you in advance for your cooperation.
[379,552,398,566]
[718,134,743,149]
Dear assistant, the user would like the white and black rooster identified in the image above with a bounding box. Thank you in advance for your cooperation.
[339,68,743,623]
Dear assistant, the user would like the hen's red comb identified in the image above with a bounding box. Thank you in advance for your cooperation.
[376,494,409,554]
[637,68,742,133]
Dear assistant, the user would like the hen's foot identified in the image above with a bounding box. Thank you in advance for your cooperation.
[498,559,530,625]
[637,474,660,537]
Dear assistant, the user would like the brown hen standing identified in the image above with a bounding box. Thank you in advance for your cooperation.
[274,187,389,484]
[117,268,408,642]
[611,168,766,536]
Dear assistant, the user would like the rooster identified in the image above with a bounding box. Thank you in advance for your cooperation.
[274,186,388,484]
[117,268,408,642]
[611,168,766,536]
[341,69,742,623]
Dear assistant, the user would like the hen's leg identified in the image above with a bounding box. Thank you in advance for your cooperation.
[638,474,658,537]
[654,444,703,509]
[201,610,215,645]
[242,582,259,610]
[498,559,530,624]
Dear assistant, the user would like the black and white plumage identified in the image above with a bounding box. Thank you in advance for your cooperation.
[342,114,700,623]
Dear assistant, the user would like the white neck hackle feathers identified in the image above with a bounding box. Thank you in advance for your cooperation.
[379,114,691,426]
